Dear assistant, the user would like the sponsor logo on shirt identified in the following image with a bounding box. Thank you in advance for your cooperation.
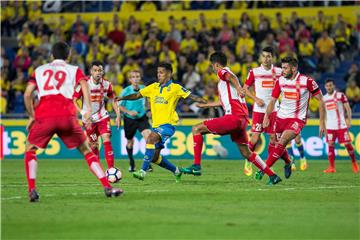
[154,96,168,104]
[261,80,274,88]
[284,91,300,100]
[326,102,336,110]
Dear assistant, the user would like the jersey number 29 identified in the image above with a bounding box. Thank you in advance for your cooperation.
[43,69,67,91]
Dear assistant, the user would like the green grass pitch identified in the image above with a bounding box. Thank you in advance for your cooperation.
[2,159,359,240]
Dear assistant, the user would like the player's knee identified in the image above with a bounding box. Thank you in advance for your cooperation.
[269,135,276,144]
[238,144,251,158]
[25,143,37,152]
[127,139,134,148]
[146,134,158,144]
[192,124,204,135]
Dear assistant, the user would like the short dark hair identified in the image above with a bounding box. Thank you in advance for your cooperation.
[210,52,227,66]
[51,42,70,60]
[262,46,274,56]
[325,79,334,84]
[281,56,298,67]
[158,62,173,73]
[90,60,103,68]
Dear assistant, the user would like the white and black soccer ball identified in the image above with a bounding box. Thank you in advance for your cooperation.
[106,167,122,183]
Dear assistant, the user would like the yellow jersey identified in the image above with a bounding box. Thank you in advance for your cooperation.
[140,80,191,127]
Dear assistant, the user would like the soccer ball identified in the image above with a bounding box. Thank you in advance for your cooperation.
[106,167,122,183]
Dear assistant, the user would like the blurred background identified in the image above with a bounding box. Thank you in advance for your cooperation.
[1,0,359,119]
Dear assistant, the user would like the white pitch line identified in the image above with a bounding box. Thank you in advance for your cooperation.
[1,186,358,201]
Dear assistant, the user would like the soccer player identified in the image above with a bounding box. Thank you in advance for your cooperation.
[119,70,151,172]
[286,133,307,171]
[73,60,121,170]
[243,46,283,176]
[181,52,282,185]
[323,79,359,173]
[116,62,206,182]
[256,56,326,180]
[23,42,122,202]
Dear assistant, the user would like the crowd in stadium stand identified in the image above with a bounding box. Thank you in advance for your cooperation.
[1,1,360,117]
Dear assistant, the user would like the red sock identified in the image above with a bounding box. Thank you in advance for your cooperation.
[193,134,203,165]
[266,144,286,168]
[268,142,275,156]
[345,144,356,163]
[328,145,335,168]
[281,149,292,164]
[248,152,274,176]
[248,141,256,152]
[103,141,114,168]
[24,151,37,192]
[85,152,111,188]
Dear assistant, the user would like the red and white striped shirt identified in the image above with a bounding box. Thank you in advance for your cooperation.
[217,67,248,117]
[272,72,321,122]
[29,59,86,119]
[245,65,282,113]
[323,91,348,130]
[73,77,115,123]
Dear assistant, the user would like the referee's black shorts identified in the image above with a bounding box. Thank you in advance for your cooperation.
[123,115,150,140]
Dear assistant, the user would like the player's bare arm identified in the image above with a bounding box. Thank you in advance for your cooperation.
[196,101,221,108]
[244,84,265,107]
[115,92,143,101]
[225,73,245,97]
[344,101,352,128]
[188,93,207,104]
[263,97,276,128]
[24,83,37,131]
[111,98,121,129]
[119,105,138,117]
[314,93,326,137]
[73,98,82,114]
[79,79,92,123]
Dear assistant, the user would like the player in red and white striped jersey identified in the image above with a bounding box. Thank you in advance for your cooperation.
[24,42,122,202]
[73,61,121,170]
[181,52,282,185]
[256,57,326,180]
[323,79,358,173]
[243,46,284,176]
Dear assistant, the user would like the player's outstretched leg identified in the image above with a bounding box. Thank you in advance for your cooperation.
[181,123,210,176]
[154,154,182,183]
[238,144,282,185]
[78,142,123,197]
[24,145,39,202]
[244,140,256,177]
[344,143,359,173]
[324,144,336,173]
[133,143,155,180]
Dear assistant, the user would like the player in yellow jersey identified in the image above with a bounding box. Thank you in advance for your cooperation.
[116,62,206,182]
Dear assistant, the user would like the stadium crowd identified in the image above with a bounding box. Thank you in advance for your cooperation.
[1,1,360,117]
